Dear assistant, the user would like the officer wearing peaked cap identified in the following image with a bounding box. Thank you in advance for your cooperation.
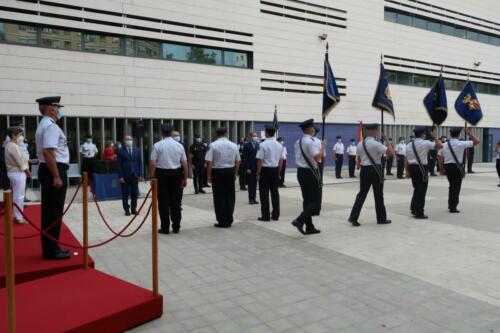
[348,123,394,227]
[35,96,70,260]
[405,126,442,219]
[291,119,326,235]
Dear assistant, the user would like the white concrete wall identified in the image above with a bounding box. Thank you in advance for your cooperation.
[0,0,499,127]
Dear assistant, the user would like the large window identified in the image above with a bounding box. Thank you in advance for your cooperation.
[385,8,500,48]
[162,43,191,61]
[126,38,161,59]
[1,22,37,45]
[41,27,82,51]
[190,47,222,65]
[224,51,249,68]
[83,33,121,54]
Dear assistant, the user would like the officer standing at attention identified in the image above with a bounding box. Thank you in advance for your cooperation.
[151,123,188,234]
[278,137,287,187]
[35,96,70,260]
[291,119,326,235]
[243,132,259,204]
[80,134,98,183]
[395,137,406,179]
[346,139,357,178]
[189,134,207,194]
[438,126,480,213]
[386,138,394,176]
[256,124,283,222]
[404,126,442,219]
[333,135,344,179]
[348,123,394,227]
[205,127,240,228]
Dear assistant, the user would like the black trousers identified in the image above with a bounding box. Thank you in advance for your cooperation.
[81,157,95,183]
[409,164,429,216]
[428,157,437,175]
[212,168,236,226]
[497,159,500,178]
[349,165,387,222]
[192,163,205,192]
[239,164,246,189]
[296,168,321,230]
[444,164,463,211]
[156,168,182,231]
[279,160,287,186]
[246,171,257,201]
[467,153,474,173]
[39,163,68,256]
[396,155,405,178]
[348,155,356,177]
[259,167,280,220]
[386,157,394,175]
[335,154,343,178]
[121,176,139,213]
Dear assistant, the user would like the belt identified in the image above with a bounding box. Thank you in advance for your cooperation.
[262,166,279,169]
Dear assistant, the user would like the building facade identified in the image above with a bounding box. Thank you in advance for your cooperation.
[0,0,499,170]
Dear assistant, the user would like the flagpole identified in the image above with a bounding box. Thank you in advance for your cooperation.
[380,54,385,143]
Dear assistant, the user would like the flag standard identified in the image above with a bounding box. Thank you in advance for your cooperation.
[272,105,279,130]
[423,74,448,126]
[372,62,395,120]
[454,81,483,126]
[322,44,341,120]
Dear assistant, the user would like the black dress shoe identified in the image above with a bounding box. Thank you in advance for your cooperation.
[348,218,361,227]
[249,200,259,205]
[387,173,394,176]
[199,189,206,194]
[158,229,169,235]
[214,223,230,228]
[172,229,180,234]
[125,211,131,216]
[415,214,428,219]
[410,210,416,216]
[305,228,321,235]
[377,220,392,224]
[258,217,270,222]
[397,176,404,179]
[468,171,475,174]
[195,191,199,194]
[44,251,70,260]
[241,187,247,190]
[131,210,138,215]
[291,219,305,235]
[271,217,279,221]
[430,173,437,177]
[449,209,460,213]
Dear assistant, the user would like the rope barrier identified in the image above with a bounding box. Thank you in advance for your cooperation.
[0,183,82,239]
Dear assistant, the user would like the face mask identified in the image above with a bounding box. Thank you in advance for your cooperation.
[125,140,133,147]
[56,107,64,120]
[16,135,24,145]
[195,138,201,143]
[279,141,284,145]
[87,139,92,144]
[400,140,405,144]
[337,139,342,143]
[351,142,355,146]
[173,136,181,142]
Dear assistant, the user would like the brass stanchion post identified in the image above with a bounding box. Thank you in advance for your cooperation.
[82,172,89,269]
[4,190,16,333]
[151,179,159,295]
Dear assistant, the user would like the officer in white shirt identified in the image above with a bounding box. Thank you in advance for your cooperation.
[151,123,188,234]
[291,119,326,235]
[35,96,70,260]
[346,139,357,178]
[278,137,287,187]
[205,127,240,228]
[395,137,406,179]
[405,126,442,219]
[333,135,345,179]
[348,123,394,227]
[256,125,283,222]
[80,134,98,183]
[438,126,480,213]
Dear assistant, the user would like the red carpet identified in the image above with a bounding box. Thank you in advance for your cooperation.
[0,268,163,333]
[0,204,94,288]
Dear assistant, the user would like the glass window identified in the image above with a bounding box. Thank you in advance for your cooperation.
[428,20,441,33]
[444,79,453,90]
[125,38,161,58]
[491,36,500,46]
[476,83,490,94]
[454,27,466,38]
[452,80,464,91]
[83,33,121,54]
[41,27,81,51]
[479,33,489,44]
[413,16,427,30]
[397,72,411,85]
[467,30,479,41]
[224,51,248,67]
[387,71,397,84]
[190,47,222,65]
[441,23,454,36]
[488,85,499,95]
[396,12,412,26]
[0,22,5,42]
[162,43,191,61]
[413,74,428,87]
[384,10,397,23]
[3,22,37,45]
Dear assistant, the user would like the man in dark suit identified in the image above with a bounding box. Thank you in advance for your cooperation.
[244,131,259,204]
[117,134,143,216]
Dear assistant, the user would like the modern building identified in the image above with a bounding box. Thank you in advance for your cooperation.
[0,0,499,171]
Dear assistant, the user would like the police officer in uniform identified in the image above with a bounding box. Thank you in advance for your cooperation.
[395,137,406,179]
[35,96,70,260]
[256,124,283,222]
[346,139,357,178]
[189,134,208,194]
[243,132,259,204]
[386,138,394,176]
[438,127,480,213]
[348,123,393,227]
[333,135,344,179]
[151,123,188,234]
[80,134,98,183]
[405,126,442,219]
[205,127,240,228]
[278,137,287,187]
[291,119,325,235]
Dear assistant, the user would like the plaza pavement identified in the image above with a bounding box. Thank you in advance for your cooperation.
[25,163,500,332]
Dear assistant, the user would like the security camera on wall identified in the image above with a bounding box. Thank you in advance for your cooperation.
[318,33,328,41]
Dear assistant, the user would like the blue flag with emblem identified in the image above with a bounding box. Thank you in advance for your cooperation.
[372,62,395,120]
[423,74,448,125]
[322,44,341,119]
[454,81,483,126]
[272,105,279,130]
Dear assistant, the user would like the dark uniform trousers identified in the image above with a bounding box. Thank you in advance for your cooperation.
[428,150,437,175]
[259,167,280,220]
[279,160,287,186]
[335,154,343,178]
[296,168,321,231]
[212,168,236,227]
[156,168,182,232]
[444,164,463,211]
[386,156,394,175]
[467,149,474,173]
[81,157,95,183]
[409,164,429,215]
[396,155,405,178]
[247,172,257,201]
[348,155,356,177]
[192,162,205,193]
[39,163,68,256]
[349,165,387,222]
[121,176,139,213]
[497,159,500,179]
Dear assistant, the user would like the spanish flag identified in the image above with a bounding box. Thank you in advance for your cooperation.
[356,121,364,163]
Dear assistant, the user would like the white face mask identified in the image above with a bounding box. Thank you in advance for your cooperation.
[87,139,92,144]
[16,135,24,145]
[252,136,258,142]
[337,139,342,143]
[125,140,133,147]
[195,138,201,143]
[173,136,181,142]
